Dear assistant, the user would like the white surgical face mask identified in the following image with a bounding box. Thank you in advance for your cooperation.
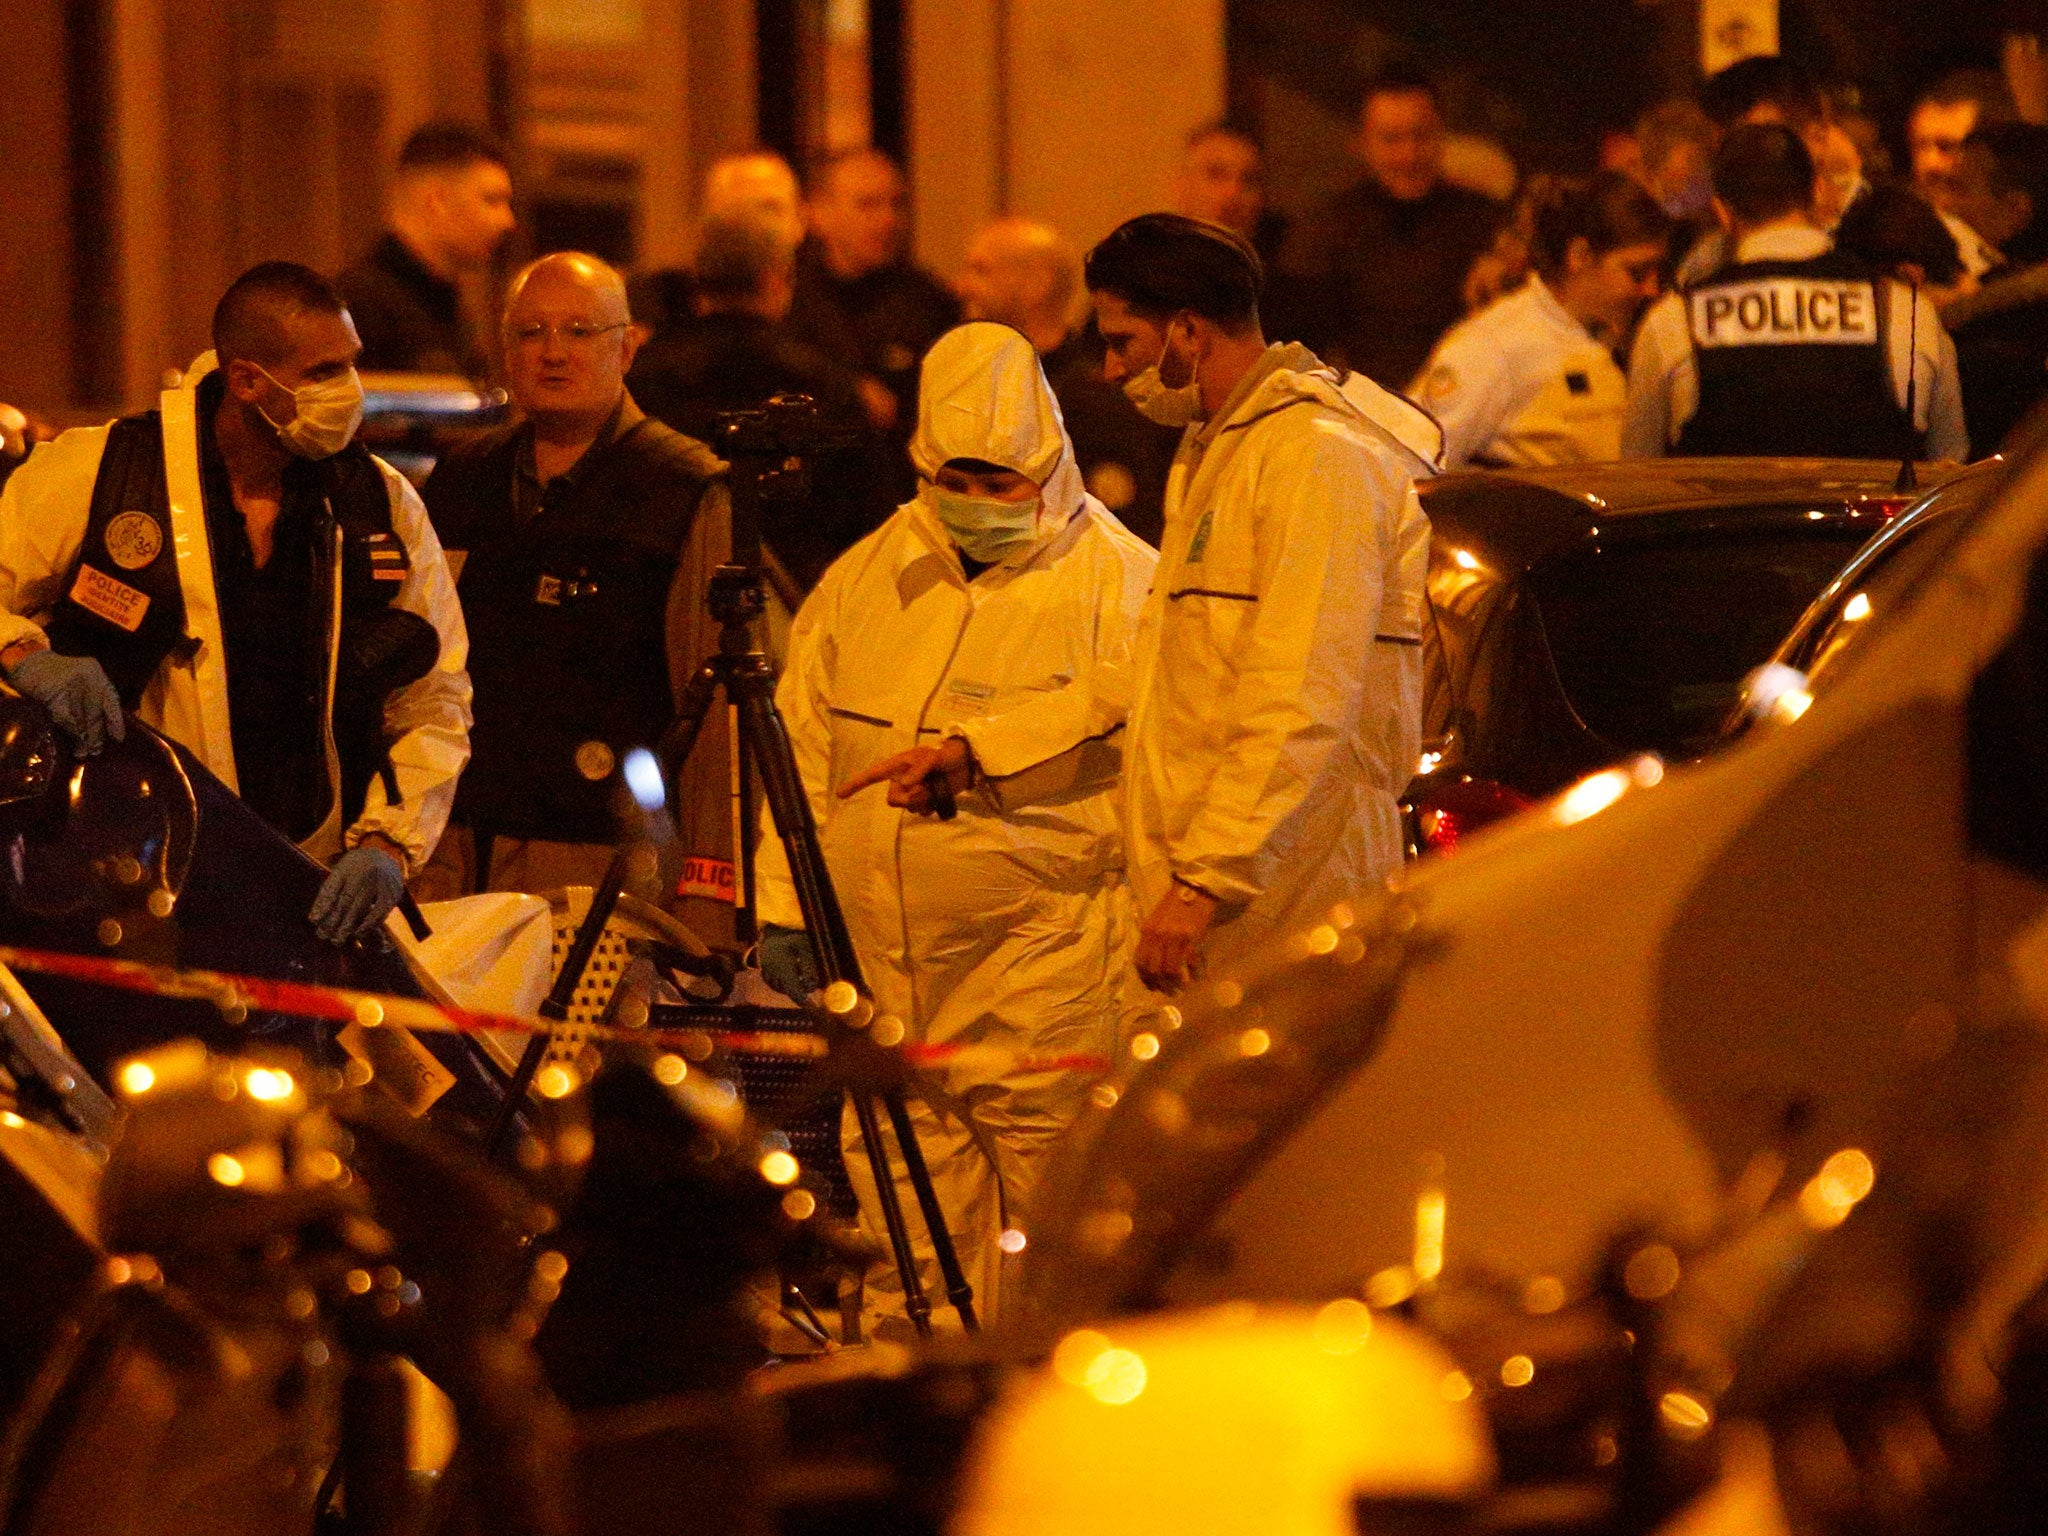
[927,484,1042,565]
[254,363,366,459]
[1121,326,1204,427]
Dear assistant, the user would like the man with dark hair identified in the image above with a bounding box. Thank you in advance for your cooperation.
[1082,212,1442,990]
[422,253,741,938]
[1946,123,2048,452]
[1698,54,1825,132]
[1278,65,1503,387]
[1909,71,2016,279]
[337,122,516,375]
[788,147,959,499]
[1175,123,1285,262]
[630,212,884,588]
[0,261,471,943]
[1625,123,1968,461]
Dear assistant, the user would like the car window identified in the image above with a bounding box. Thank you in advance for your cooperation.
[1530,523,1871,759]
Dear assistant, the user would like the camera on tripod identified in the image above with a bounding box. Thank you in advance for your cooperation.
[714,393,862,504]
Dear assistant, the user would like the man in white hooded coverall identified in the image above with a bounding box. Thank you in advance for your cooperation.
[754,321,1155,1333]
[1084,214,1440,990]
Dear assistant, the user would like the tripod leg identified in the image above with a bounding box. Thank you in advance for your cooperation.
[881,1088,980,1331]
[657,661,725,790]
[733,678,985,1334]
[851,1089,935,1337]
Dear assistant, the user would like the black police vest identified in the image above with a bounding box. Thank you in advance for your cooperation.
[44,411,425,828]
[424,417,722,843]
[1675,250,1920,460]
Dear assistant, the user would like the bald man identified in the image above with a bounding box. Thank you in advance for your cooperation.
[421,253,741,936]
[957,217,1176,544]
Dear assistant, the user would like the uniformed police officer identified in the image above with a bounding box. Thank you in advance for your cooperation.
[0,262,472,945]
[1416,172,1671,469]
[1625,123,1969,461]
[421,253,742,940]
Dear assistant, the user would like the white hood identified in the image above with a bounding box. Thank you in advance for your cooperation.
[909,322,1089,526]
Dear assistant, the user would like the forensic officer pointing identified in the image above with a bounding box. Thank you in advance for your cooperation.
[1625,123,1969,461]
[0,262,472,943]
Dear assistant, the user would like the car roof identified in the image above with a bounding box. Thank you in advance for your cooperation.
[1420,457,1973,573]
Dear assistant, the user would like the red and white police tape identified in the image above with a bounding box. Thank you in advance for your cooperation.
[0,943,1112,1076]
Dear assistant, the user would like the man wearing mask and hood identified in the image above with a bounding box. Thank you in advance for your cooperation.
[0,261,471,945]
[754,321,1155,1332]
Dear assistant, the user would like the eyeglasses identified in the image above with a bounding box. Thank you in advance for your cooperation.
[505,321,629,350]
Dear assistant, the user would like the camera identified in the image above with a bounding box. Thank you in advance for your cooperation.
[713,393,862,460]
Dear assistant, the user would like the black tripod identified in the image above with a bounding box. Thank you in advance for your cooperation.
[652,404,977,1336]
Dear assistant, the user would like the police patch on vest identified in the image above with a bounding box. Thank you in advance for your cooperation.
[103,511,164,571]
[676,855,737,905]
[68,566,151,632]
[1689,279,1879,347]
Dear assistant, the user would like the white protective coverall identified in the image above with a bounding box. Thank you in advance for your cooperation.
[756,322,1156,1330]
[1125,342,1439,982]
[0,354,472,873]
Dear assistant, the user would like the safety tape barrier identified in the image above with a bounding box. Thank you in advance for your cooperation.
[0,944,1111,1076]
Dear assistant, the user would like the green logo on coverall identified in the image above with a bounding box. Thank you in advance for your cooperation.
[1185,508,1214,563]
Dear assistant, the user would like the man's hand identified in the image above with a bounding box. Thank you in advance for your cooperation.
[311,838,408,945]
[838,737,973,814]
[1135,881,1219,994]
[7,649,125,755]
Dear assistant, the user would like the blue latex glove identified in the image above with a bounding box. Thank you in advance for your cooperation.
[311,844,407,945]
[8,650,124,755]
[758,922,822,1002]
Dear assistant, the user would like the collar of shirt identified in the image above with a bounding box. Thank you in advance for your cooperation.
[1732,222,1834,265]
[512,391,644,520]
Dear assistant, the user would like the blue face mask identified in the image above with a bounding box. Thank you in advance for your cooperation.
[927,484,1042,565]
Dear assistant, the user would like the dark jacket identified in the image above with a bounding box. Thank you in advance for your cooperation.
[423,402,723,843]
[1279,178,1503,390]
[337,234,488,377]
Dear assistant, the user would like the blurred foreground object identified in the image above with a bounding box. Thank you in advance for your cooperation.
[951,1306,1493,1536]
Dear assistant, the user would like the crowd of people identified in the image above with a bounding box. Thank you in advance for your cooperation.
[2,41,2047,1338]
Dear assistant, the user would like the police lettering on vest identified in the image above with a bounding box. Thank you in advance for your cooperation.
[1689,277,1879,348]
[1673,250,1917,461]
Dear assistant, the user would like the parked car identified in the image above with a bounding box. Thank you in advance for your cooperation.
[1017,437,2048,1533]
[1726,455,2008,736]
[355,371,509,485]
[1406,457,1969,853]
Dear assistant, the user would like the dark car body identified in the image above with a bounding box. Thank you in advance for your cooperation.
[1407,457,1970,851]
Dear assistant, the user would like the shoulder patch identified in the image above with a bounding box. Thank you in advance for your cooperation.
[104,510,164,570]
[1418,364,1459,406]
